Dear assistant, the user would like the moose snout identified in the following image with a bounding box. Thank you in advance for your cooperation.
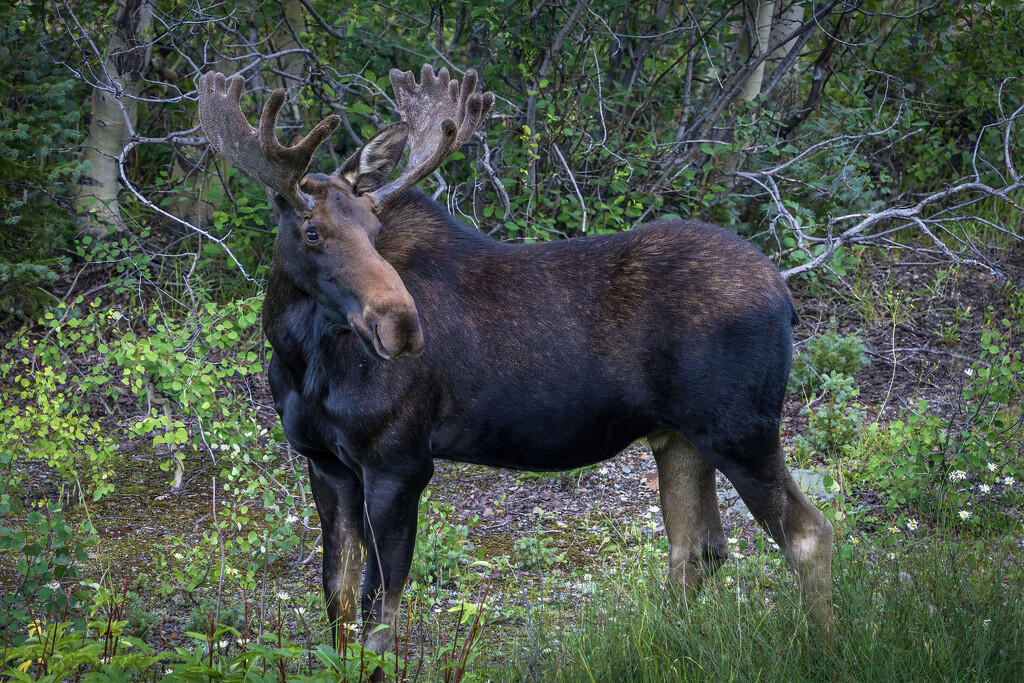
[365,305,424,360]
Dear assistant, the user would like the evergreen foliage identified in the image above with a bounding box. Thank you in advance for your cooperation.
[0,1,81,319]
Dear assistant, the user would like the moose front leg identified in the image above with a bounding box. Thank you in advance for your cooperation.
[308,457,366,643]
[360,464,433,656]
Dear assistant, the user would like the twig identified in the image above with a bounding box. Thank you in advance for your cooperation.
[553,144,587,233]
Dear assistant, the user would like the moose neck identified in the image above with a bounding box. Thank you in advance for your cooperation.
[374,190,496,266]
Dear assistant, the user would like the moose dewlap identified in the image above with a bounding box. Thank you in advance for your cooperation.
[197,63,833,659]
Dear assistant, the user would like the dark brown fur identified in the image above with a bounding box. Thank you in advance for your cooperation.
[263,182,833,655]
[199,65,833,668]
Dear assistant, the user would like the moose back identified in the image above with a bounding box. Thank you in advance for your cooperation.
[197,64,834,653]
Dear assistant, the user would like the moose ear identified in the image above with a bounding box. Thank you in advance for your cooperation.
[336,122,410,194]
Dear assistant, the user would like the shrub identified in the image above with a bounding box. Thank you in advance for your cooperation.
[866,317,1023,525]
[513,534,564,571]
[792,371,867,462]
[410,491,476,586]
[790,326,869,398]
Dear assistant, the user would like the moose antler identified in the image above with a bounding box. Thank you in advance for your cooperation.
[367,65,495,210]
[198,72,340,217]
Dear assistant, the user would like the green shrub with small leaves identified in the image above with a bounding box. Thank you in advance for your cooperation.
[410,491,476,586]
[866,316,1023,526]
[792,372,867,462]
[790,326,869,398]
[512,534,564,571]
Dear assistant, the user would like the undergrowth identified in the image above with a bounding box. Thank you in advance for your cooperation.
[523,533,1024,682]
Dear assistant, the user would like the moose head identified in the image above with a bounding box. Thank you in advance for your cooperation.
[197,66,494,360]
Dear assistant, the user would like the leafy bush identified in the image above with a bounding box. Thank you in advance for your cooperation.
[867,317,1023,525]
[0,290,317,628]
[0,329,104,647]
[410,491,476,586]
[792,372,867,462]
[0,487,95,648]
[790,326,870,398]
[512,534,564,571]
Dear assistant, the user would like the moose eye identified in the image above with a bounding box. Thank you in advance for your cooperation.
[305,229,320,243]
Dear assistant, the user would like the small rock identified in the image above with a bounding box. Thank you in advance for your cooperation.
[718,467,837,520]
[791,469,838,501]
[483,507,494,517]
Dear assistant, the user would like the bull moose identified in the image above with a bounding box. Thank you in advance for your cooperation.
[197,63,834,656]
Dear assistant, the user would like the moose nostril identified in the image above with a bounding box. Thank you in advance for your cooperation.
[372,324,393,360]
[368,311,424,360]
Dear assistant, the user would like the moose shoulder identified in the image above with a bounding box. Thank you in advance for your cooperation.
[198,64,833,658]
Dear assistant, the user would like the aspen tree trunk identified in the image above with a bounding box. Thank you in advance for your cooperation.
[765,1,806,80]
[72,0,155,239]
[737,0,778,102]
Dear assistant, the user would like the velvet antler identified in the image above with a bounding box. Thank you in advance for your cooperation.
[198,72,340,217]
[366,65,495,211]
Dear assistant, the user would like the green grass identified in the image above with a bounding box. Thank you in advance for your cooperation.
[517,536,1024,682]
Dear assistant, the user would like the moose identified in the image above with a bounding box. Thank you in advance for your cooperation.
[197,64,834,655]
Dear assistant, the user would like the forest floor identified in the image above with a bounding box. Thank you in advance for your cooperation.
[3,245,1022,675]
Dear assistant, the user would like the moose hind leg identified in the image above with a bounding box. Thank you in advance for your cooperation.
[650,430,728,596]
[308,457,366,644]
[714,437,834,627]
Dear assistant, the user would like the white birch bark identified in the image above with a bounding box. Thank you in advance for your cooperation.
[72,0,155,238]
[738,0,778,102]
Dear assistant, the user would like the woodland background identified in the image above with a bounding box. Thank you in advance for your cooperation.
[1,1,1023,681]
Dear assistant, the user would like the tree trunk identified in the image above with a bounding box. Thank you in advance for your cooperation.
[72,0,155,239]
[737,0,778,102]
[765,0,805,81]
